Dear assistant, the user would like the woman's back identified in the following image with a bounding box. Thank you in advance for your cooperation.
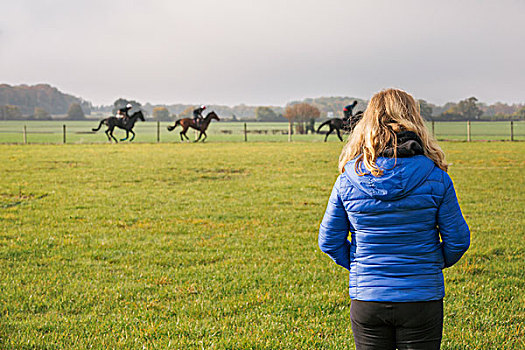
[337,155,467,301]
[320,153,470,302]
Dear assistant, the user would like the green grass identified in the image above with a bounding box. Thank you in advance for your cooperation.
[0,120,524,143]
[0,142,523,349]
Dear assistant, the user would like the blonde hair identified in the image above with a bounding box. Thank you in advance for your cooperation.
[339,88,448,176]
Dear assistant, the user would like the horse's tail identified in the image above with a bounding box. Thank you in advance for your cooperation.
[92,119,107,132]
[316,119,331,134]
[167,119,181,132]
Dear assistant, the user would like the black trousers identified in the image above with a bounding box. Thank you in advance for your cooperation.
[350,299,443,350]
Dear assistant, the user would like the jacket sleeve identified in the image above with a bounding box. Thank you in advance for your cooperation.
[318,176,351,271]
[438,173,470,268]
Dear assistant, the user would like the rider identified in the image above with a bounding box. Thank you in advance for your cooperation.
[193,105,206,127]
[117,103,133,122]
[343,101,358,120]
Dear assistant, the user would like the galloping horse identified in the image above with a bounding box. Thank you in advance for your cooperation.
[92,110,146,143]
[316,111,363,142]
[167,111,220,142]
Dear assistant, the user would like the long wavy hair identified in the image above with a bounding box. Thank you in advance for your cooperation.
[339,88,448,176]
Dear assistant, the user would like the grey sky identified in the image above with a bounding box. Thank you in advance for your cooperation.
[1,0,524,106]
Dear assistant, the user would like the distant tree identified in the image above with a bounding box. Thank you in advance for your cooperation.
[232,103,255,119]
[481,102,518,117]
[67,103,85,120]
[456,97,483,120]
[152,106,171,121]
[284,103,321,134]
[284,105,297,133]
[306,118,316,134]
[438,97,483,121]
[33,107,51,120]
[418,100,433,120]
[255,106,278,122]
[180,106,194,118]
[432,102,456,116]
[493,112,508,120]
[284,103,321,122]
[0,105,22,120]
[80,100,92,115]
[284,105,297,123]
[0,84,87,115]
[437,111,463,121]
[513,106,525,120]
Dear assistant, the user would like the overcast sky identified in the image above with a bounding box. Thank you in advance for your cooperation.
[1,0,524,106]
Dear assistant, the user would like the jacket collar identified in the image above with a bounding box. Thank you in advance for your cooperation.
[380,131,424,158]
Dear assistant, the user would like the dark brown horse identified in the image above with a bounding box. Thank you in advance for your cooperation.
[167,111,220,142]
[92,110,146,142]
[316,111,363,142]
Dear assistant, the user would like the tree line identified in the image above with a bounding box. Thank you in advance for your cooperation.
[1,84,523,122]
[0,103,87,121]
[141,96,525,124]
[0,84,92,120]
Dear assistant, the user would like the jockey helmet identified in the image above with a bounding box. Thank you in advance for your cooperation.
[126,103,132,108]
[201,105,206,109]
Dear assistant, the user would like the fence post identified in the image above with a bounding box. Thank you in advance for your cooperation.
[467,120,471,142]
[431,120,435,137]
[157,121,160,143]
[244,122,247,142]
[510,120,514,141]
[63,124,66,144]
[23,125,27,144]
[288,122,292,142]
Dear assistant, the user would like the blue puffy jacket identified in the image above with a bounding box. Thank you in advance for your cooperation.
[318,155,470,302]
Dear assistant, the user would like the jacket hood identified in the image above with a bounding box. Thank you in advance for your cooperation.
[343,155,435,201]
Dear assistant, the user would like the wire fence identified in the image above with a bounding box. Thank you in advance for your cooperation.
[0,120,523,144]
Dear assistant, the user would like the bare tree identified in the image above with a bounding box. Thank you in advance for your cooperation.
[284,103,321,134]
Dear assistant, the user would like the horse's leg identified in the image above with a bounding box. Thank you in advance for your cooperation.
[129,130,136,142]
[121,130,129,142]
[180,130,190,141]
[181,131,191,141]
[201,131,207,142]
[194,131,203,142]
[181,125,191,142]
[324,127,333,142]
[109,127,118,143]
[105,129,112,142]
[336,128,343,142]
[121,130,129,141]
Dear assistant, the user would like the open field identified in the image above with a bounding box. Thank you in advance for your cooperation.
[0,120,524,143]
[0,142,524,349]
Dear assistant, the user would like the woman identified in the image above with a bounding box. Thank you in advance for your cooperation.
[318,88,470,349]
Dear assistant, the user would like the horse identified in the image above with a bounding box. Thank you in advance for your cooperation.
[316,111,363,142]
[92,110,146,143]
[167,111,220,142]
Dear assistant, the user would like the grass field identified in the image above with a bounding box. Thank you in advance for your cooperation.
[0,120,524,143]
[0,141,524,349]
